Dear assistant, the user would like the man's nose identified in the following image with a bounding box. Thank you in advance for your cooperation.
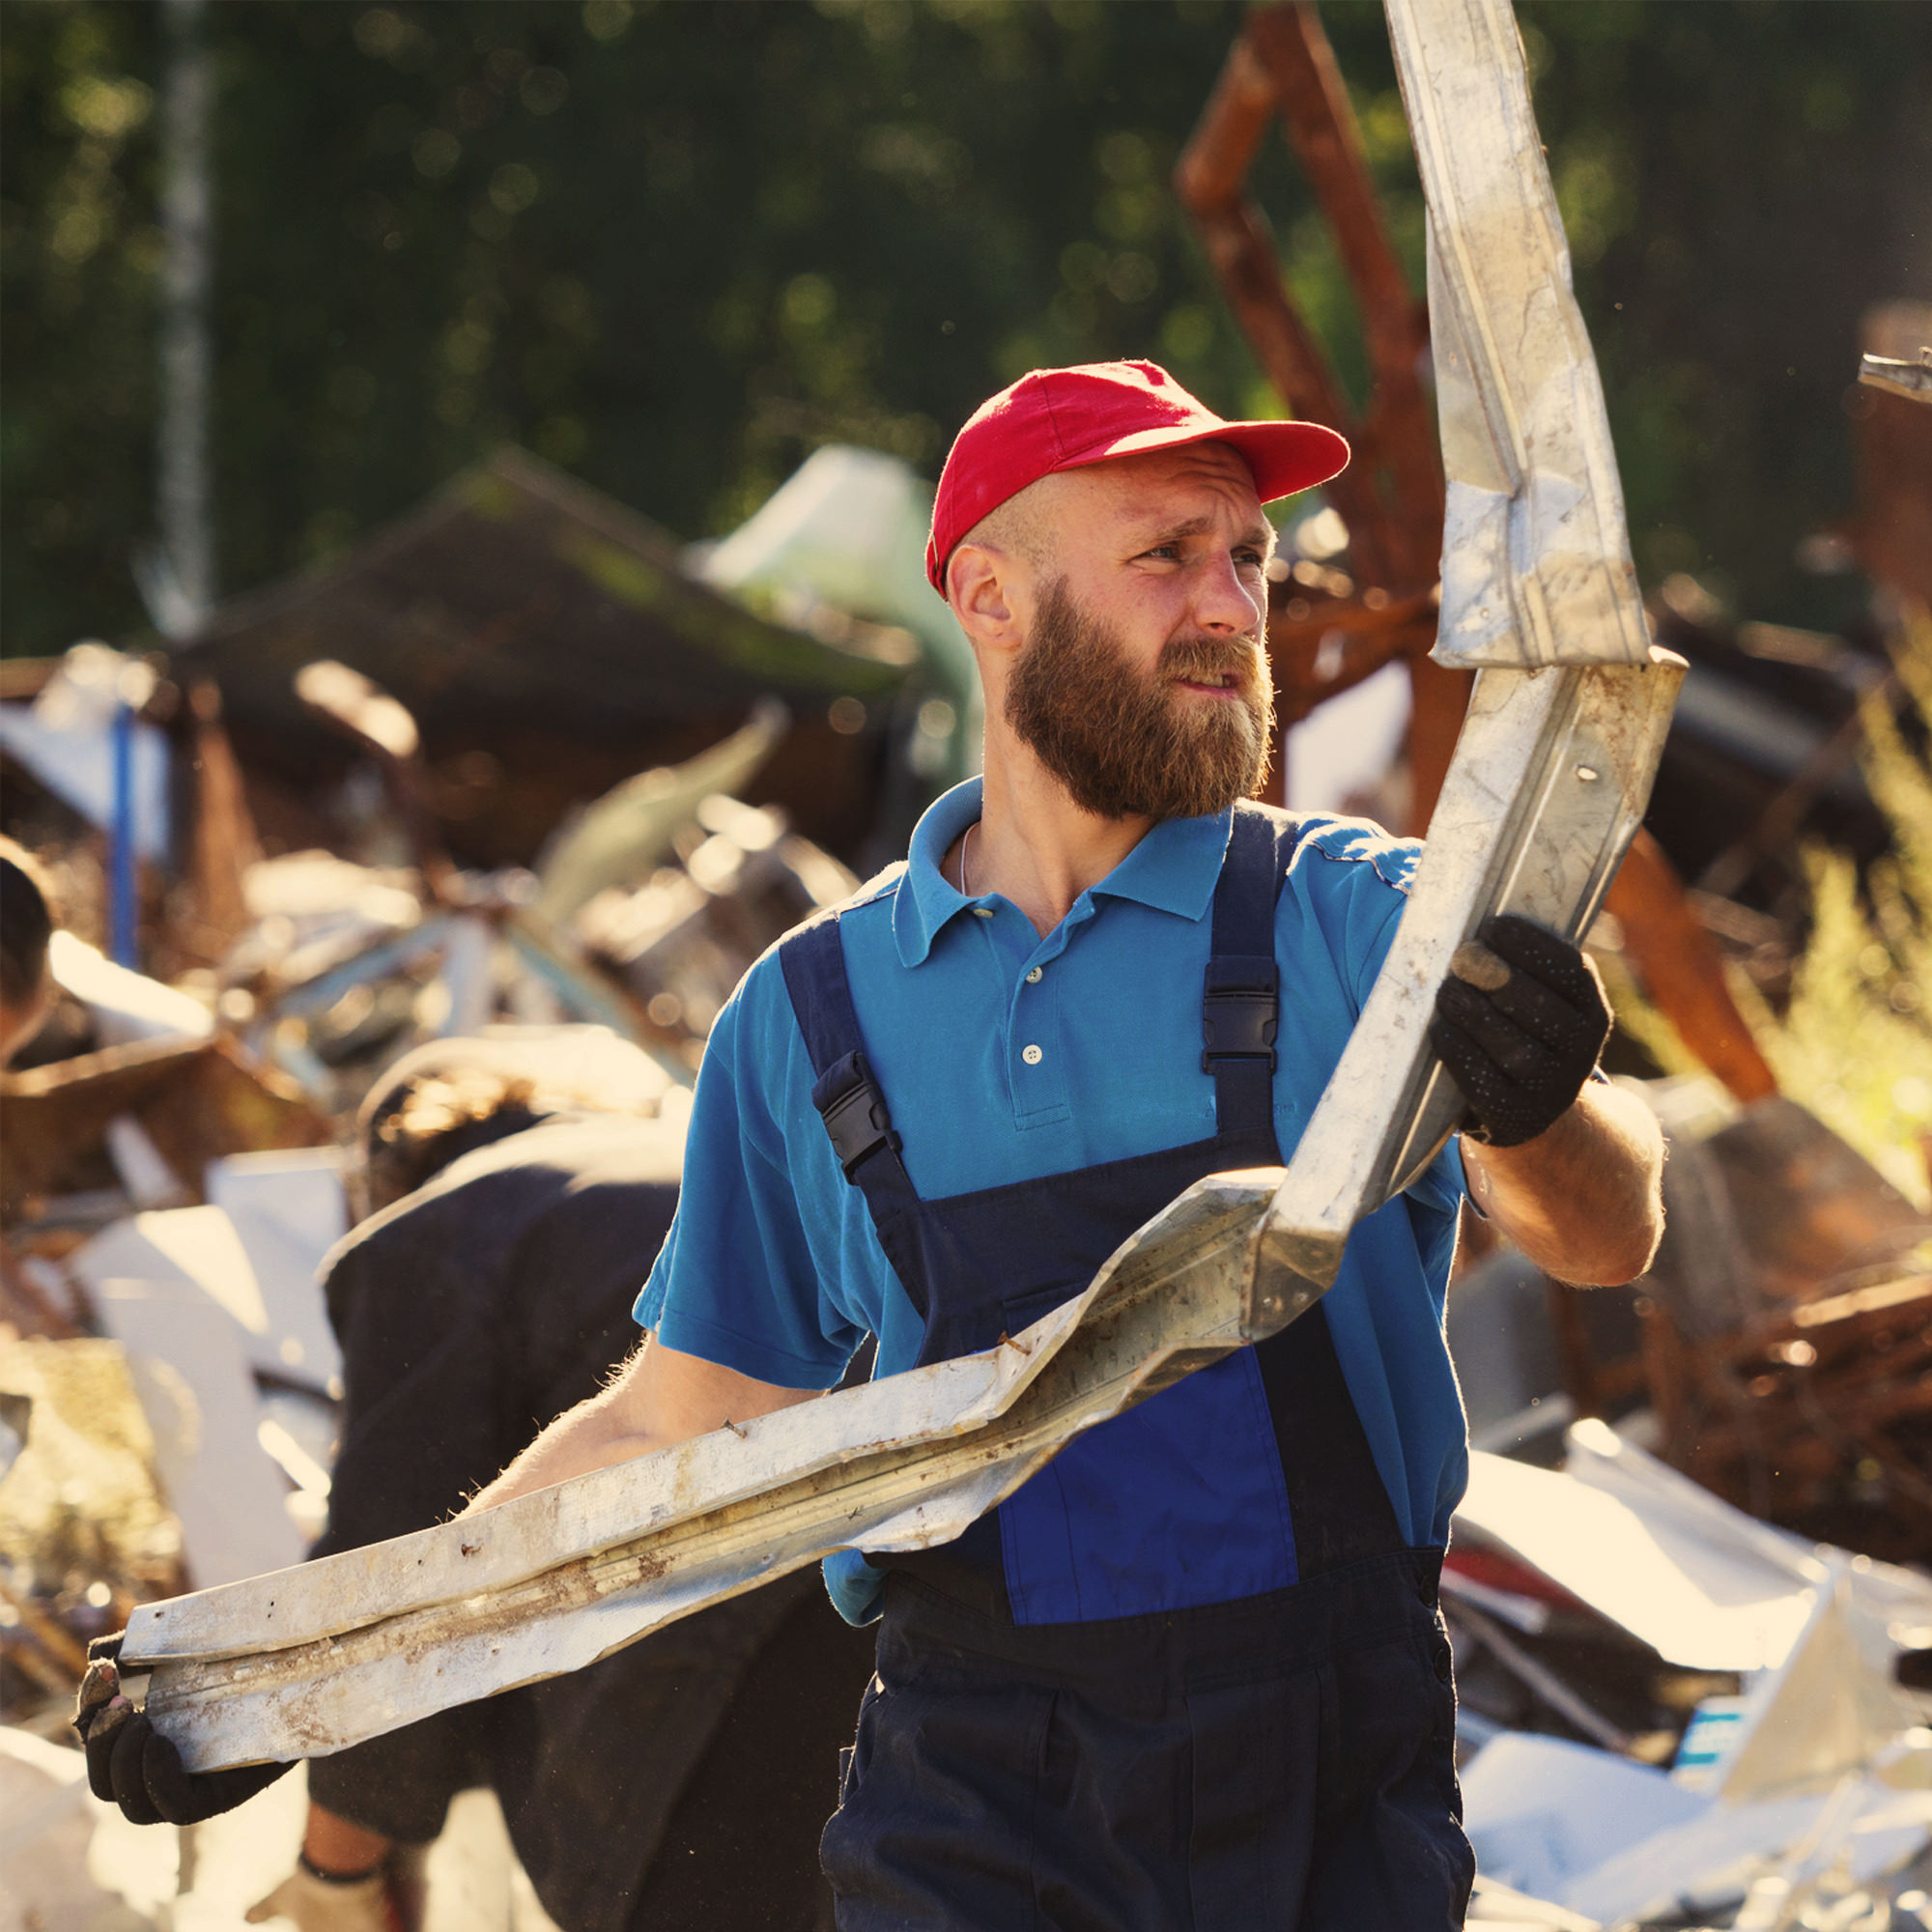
[1193,551,1265,635]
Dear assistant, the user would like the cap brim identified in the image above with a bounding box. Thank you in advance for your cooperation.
[1058,417,1350,505]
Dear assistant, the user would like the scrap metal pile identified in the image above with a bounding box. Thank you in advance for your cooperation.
[1451,1419,1932,1931]
[0,650,860,1745]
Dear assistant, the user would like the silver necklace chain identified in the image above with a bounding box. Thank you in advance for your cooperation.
[960,820,977,898]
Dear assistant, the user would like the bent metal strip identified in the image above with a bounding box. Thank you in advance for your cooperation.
[122,0,1682,1773]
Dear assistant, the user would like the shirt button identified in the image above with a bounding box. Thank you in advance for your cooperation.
[1025,966,1043,984]
[972,907,993,919]
[1021,1043,1043,1065]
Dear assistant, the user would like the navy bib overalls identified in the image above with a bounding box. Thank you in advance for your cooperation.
[781,803,1474,1929]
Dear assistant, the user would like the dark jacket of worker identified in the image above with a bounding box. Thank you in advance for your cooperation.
[308,1110,874,1932]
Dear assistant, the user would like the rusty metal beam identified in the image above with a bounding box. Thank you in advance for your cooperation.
[1246,4,1443,592]
[1174,32,1386,584]
[1604,831,1779,1106]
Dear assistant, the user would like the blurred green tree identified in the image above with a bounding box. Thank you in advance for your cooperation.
[2,0,1926,657]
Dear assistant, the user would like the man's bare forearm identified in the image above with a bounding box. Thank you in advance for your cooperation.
[465,1363,662,1514]
[465,1335,823,1516]
[1463,1080,1663,1286]
[303,1803,392,1875]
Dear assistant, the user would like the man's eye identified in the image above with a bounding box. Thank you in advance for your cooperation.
[1236,550,1266,569]
[1137,544,1182,562]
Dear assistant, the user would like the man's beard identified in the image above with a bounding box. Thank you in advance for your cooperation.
[1005,577,1275,821]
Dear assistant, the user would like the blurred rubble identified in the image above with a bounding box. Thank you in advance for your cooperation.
[1446,1421,1932,1930]
[1442,1040,1932,1930]
[0,448,910,1932]
[166,446,932,873]
[0,627,861,1766]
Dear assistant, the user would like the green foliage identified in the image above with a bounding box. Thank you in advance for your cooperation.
[2,1,1926,654]
[1516,0,1930,626]
[1,1,160,651]
[1755,611,1932,1201]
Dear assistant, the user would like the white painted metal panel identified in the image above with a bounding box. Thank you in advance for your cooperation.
[94,1278,303,1589]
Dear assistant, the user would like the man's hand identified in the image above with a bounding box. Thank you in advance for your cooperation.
[74,1634,291,1826]
[245,1847,426,1932]
[1430,914,1611,1148]
[1430,914,1663,1286]
[244,1865,397,1932]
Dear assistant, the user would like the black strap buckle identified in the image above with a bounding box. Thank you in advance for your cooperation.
[1201,954,1279,1072]
[810,1050,902,1181]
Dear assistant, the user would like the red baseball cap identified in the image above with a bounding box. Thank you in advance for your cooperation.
[924,359,1349,593]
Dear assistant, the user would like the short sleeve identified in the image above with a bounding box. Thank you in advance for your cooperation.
[635,973,867,1390]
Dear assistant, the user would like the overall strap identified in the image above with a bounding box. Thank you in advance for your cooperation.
[1203,804,1299,1140]
[779,913,924,1292]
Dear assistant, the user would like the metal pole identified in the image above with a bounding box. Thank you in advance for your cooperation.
[158,0,213,630]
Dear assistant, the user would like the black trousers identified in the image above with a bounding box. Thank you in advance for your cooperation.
[821,1550,1474,1932]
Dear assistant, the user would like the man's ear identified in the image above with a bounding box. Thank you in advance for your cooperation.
[947,543,1028,653]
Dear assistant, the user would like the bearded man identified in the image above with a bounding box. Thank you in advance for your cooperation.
[88,363,1663,1929]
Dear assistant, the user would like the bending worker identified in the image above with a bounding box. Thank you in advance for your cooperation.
[87,362,1663,1929]
[234,1039,875,1932]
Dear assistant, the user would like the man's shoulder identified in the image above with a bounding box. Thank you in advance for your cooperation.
[1282,811,1425,900]
[724,861,908,1035]
[796,860,909,933]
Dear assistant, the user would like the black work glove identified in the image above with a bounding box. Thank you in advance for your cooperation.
[1429,914,1610,1149]
[74,1633,292,1826]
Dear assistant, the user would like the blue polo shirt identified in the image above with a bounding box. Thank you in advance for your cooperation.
[637,779,1470,1617]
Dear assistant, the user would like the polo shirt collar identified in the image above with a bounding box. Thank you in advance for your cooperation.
[894,777,1235,967]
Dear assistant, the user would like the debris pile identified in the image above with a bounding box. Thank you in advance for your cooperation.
[0,639,860,1754]
[1449,1421,1932,1930]
[1461,1086,1932,1567]
[1443,1081,1932,1926]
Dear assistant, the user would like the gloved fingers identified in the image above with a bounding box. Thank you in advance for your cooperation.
[1446,939,1513,993]
[109,1712,166,1827]
[1479,916,1609,1019]
[140,1724,199,1825]
[1447,932,1597,1053]
[1483,962,1602,1054]
[81,1693,133,1804]
[196,1759,292,1824]
[139,1721,291,1826]
[1432,1009,1591,1148]
[1457,917,1609,1071]
[84,1698,289,1827]
[1429,1017,1509,1120]
[1435,979,1562,1085]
